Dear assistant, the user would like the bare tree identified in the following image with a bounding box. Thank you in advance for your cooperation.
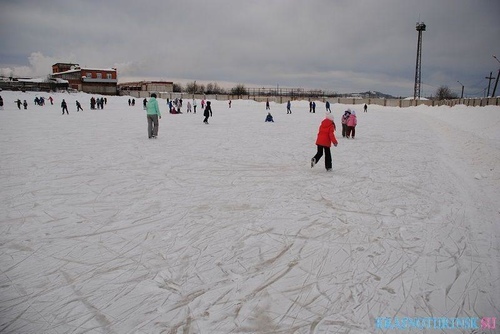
[435,85,457,100]
[231,84,247,96]
[205,82,224,94]
[173,82,183,93]
[185,81,204,94]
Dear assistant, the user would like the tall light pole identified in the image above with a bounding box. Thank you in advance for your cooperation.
[457,81,464,99]
[414,22,426,100]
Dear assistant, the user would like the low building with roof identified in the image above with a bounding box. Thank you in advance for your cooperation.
[51,63,118,95]
[117,81,174,98]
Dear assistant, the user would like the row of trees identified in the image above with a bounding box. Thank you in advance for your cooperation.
[174,81,248,95]
[174,81,460,100]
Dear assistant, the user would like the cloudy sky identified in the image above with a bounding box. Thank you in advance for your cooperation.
[1,0,499,97]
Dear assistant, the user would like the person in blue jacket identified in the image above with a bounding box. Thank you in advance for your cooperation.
[265,112,274,122]
[146,93,161,138]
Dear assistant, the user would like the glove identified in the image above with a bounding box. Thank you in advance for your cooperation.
[334,143,338,147]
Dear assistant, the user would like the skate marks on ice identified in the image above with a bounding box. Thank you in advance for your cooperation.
[1,98,499,333]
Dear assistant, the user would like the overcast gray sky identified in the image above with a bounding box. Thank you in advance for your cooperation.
[1,0,499,97]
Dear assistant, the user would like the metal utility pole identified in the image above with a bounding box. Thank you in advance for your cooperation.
[492,55,500,97]
[485,72,495,97]
[414,22,426,100]
[457,81,464,99]
[493,70,500,97]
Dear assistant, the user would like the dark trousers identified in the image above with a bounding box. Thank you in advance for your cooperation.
[346,126,355,138]
[342,124,348,137]
[203,115,209,123]
[147,114,159,137]
[312,145,332,170]
[62,107,68,114]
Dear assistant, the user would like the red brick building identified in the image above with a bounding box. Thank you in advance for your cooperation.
[51,63,118,95]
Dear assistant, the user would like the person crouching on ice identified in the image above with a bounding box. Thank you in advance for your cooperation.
[265,112,274,122]
[311,113,338,172]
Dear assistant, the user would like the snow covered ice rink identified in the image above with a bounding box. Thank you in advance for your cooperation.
[1,91,499,333]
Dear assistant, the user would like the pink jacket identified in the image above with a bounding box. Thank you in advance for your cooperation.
[347,114,357,127]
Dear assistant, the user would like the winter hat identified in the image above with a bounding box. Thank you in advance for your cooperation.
[151,93,157,98]
[325,112,334,121]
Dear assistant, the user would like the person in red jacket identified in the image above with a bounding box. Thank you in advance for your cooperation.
[311,113,338,171]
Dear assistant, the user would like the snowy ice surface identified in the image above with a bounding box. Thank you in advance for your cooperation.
[1,91,499,333]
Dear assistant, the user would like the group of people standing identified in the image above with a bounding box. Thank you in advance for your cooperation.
[341,109,358,139]
[90,97,106,110]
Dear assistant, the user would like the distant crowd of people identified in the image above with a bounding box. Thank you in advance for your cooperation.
[3,95,109,114]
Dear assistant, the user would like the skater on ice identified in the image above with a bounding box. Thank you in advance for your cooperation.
[146,93,161,138]
[311,113,338,172]
[346,110,357,139]
[341,109,351,138]
[265,112,274,122]
[203,101,212,124]
[61,99,68,114]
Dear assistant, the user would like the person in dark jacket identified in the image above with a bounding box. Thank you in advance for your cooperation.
[311,113,338,171]
[203,101,212,124]
[265,112,274,122]
[61,99,68,114]
[341,109,351,138]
